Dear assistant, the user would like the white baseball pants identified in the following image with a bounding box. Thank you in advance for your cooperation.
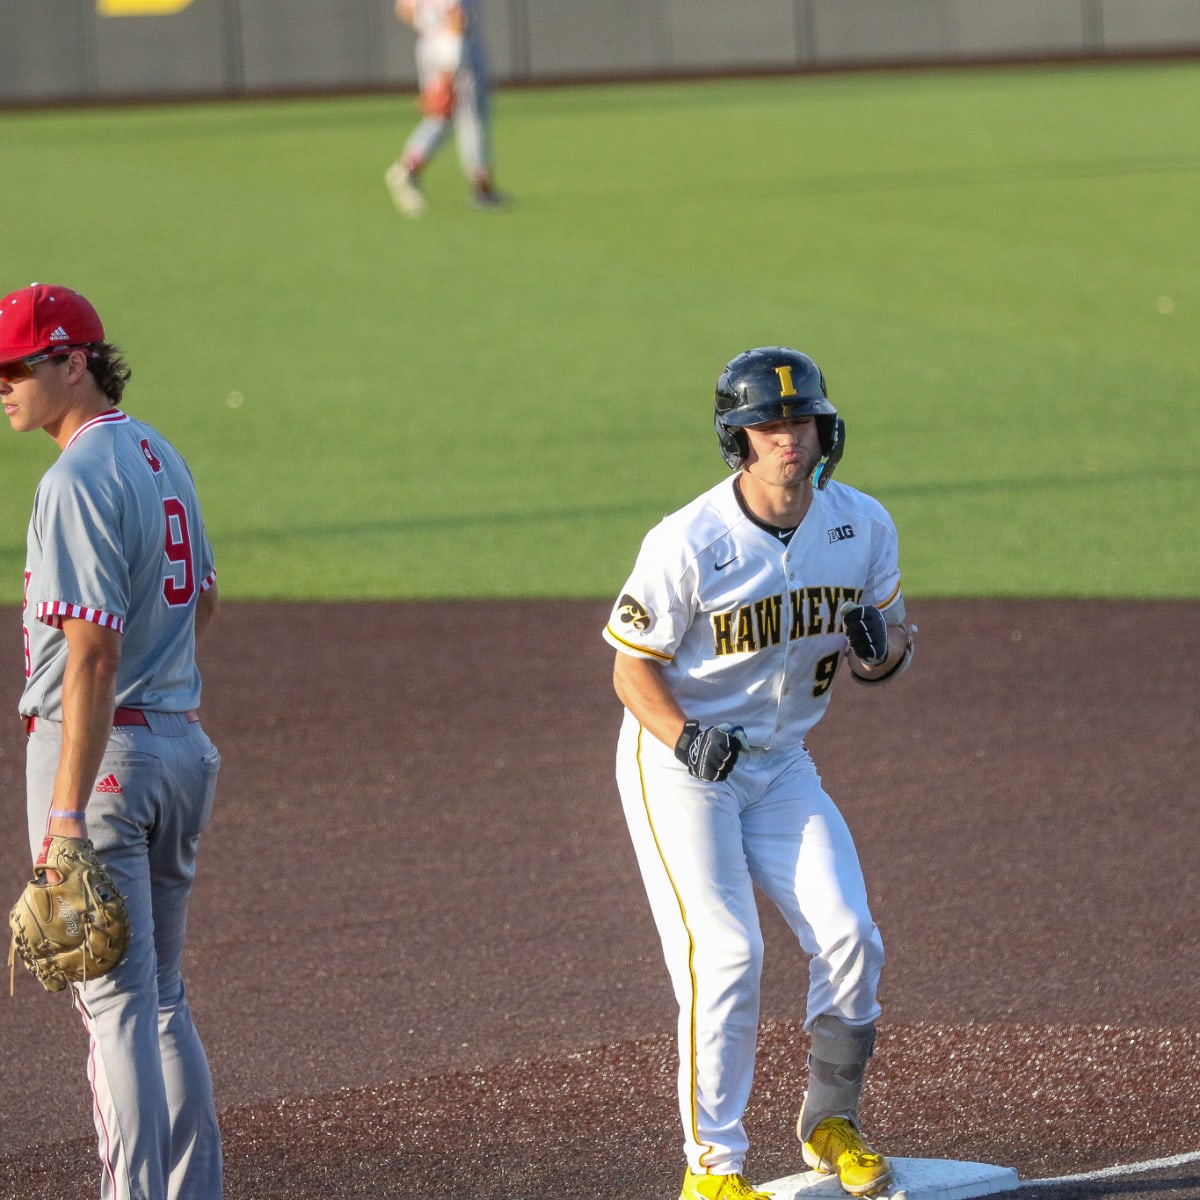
[616,716,884,1174]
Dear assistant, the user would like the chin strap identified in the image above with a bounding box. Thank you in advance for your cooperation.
[812,417,846,490]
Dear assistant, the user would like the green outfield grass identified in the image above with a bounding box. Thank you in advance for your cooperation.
[1,62,1197,600]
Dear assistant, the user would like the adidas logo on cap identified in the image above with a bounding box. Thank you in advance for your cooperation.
[0,283,105,360]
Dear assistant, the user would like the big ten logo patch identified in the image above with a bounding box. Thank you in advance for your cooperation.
[827,524,855,544]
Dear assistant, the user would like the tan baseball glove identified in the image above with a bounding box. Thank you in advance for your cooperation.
[8,837,130,993]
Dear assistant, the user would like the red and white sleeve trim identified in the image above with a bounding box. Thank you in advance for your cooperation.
[37,602,126,634]
[200,571,216,592]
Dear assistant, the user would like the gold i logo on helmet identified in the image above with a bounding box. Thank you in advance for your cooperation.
[774,365,798,398]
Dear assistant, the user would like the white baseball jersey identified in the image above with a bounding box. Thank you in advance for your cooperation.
[605,470,902,1174]
[21,409,216,720]
[407,0,473,36]
[603,473,905,749]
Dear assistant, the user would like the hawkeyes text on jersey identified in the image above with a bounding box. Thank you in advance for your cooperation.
[711,585,864,656]
[603,475,904,749]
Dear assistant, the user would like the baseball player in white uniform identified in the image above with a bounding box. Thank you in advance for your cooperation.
[603,347,916,1200]
[385,0,502,215]
[2,283,223,1200]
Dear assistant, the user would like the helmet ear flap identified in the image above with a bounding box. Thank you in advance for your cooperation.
[715,416,748,470]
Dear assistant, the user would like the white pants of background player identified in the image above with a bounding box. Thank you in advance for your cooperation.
[26,714,223,1200]
[616,716,884,1175]
[402,33,492,185]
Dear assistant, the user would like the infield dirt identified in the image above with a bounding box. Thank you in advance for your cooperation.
[1,599,1197,1199]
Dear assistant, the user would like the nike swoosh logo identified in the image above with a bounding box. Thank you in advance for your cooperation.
[715,557,738,571]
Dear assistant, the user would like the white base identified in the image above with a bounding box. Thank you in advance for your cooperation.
[760,1158,1018,1200]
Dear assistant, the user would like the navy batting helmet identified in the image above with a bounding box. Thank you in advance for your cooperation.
[713,346,845,487]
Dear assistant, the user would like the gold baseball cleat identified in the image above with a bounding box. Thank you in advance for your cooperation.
[679,1168,772,1200]
[800,1117,894,1196]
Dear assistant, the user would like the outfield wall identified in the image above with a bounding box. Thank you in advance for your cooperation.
[2,0,1199,107]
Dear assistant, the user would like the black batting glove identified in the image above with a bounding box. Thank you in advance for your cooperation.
[841,602,889,666]
[674,720,749,782]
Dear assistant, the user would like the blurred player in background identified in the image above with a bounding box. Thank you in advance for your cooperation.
[385,0,503,216]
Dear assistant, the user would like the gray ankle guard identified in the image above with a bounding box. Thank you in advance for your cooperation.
[798,1016,877,1142]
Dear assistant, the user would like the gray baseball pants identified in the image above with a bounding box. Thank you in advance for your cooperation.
[26,712,223,1200]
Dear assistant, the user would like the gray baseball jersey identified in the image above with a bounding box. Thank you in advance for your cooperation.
[21,406,223,1199]
[21,409,215,719]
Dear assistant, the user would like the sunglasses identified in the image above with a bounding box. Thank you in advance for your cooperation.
[0,349,82,383]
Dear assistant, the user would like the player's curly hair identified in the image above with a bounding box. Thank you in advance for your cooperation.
[83,342,133,406]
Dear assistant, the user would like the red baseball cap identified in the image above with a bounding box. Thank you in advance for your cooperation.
[0,283,105,361]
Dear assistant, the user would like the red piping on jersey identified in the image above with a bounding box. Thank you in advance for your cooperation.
[64,409,129,450]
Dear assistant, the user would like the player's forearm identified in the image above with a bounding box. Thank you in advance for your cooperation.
[50,623,121,835]
[54,674,117,818]
[195,583,219,644]
[612,653,688,750]
[848,622,912,682]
